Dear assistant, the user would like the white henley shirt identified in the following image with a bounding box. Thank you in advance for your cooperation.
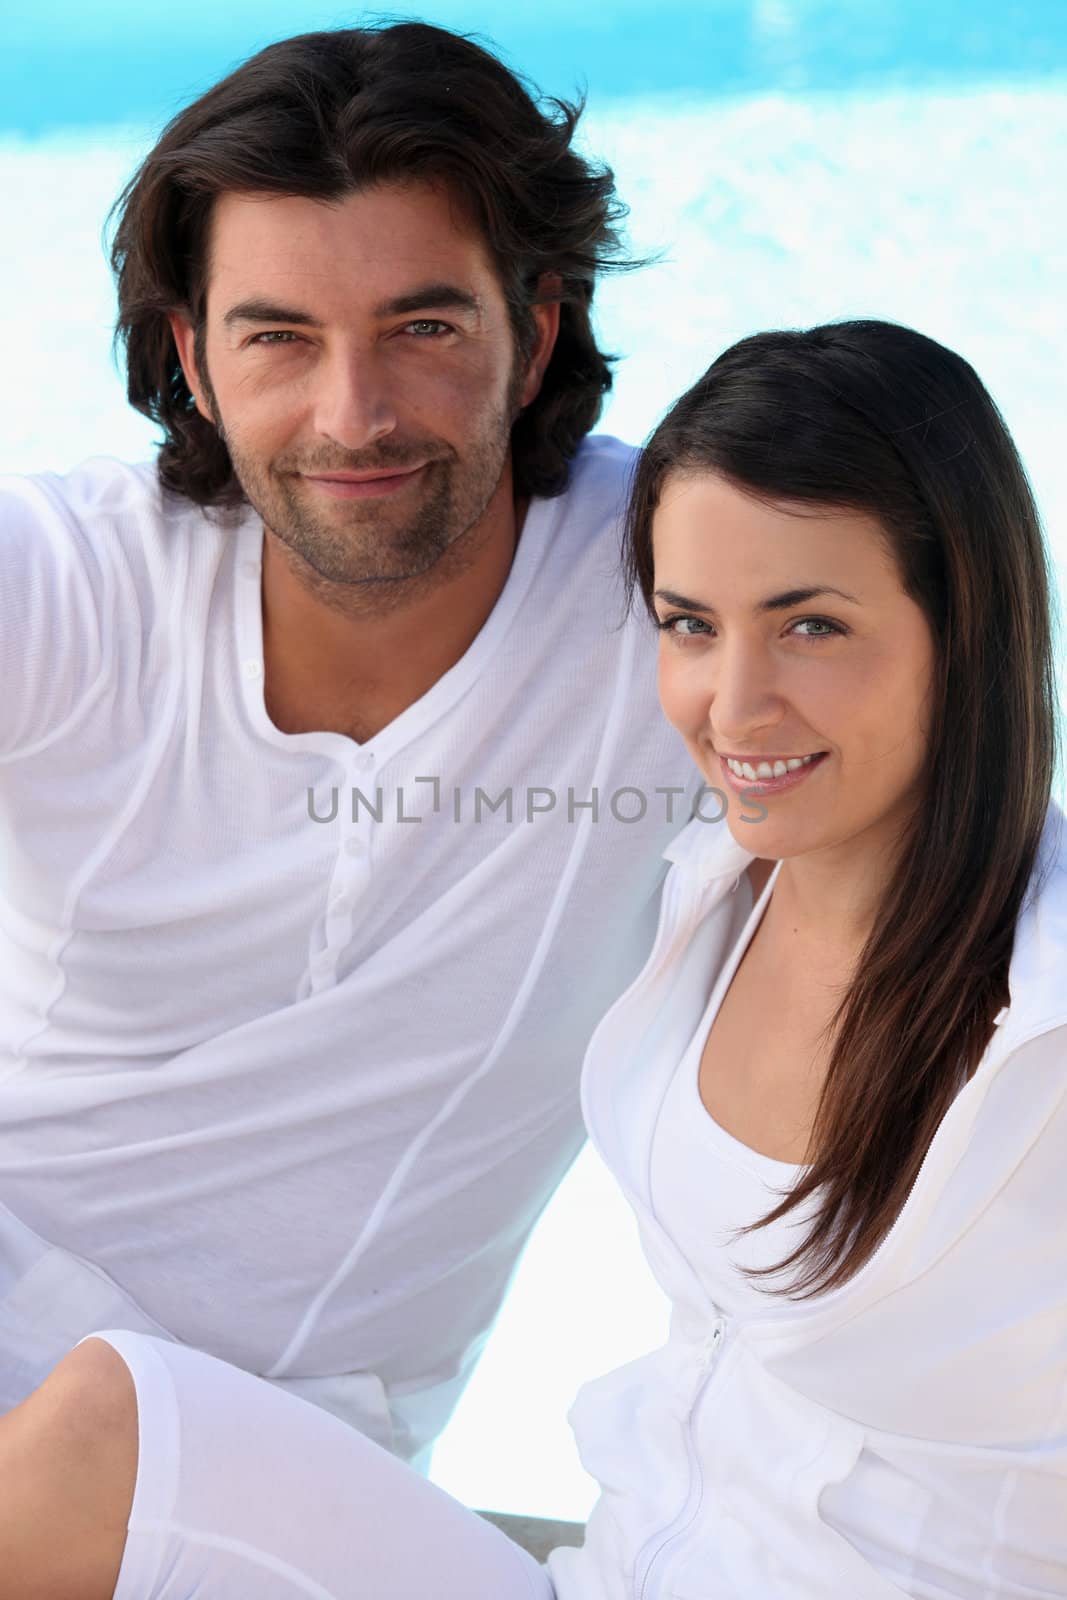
[0,435,696,1460]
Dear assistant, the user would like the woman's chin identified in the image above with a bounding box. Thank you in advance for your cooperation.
[720,805,824,861]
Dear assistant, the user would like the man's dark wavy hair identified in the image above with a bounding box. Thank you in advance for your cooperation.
[110,21,634,507]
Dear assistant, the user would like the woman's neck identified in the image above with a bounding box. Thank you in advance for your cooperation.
[768,822,908,954]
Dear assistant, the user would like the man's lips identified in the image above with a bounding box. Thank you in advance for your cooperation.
[299,464,428,499]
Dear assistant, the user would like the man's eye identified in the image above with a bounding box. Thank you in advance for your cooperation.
[405,320,452,337]
[249,331,300,346]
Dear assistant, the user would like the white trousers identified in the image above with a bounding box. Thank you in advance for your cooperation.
[91,1329,557,1600]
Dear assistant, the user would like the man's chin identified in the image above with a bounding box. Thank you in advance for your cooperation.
[264,507,454,588]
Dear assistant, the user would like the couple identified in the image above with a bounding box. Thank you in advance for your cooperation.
[1,20,1064,1600]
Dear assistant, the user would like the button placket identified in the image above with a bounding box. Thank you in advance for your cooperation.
[327,842,369,938]
[321,754,379,960]
[308,946,336,994]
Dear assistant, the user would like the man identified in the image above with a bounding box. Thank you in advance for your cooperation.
[0,20,693,1474]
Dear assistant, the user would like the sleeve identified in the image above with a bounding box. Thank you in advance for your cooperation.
[0,469,109,761]
[981,1022,1067,1584]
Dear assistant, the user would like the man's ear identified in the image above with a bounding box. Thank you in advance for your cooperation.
[518,275,563,409]
[168,311,214,423]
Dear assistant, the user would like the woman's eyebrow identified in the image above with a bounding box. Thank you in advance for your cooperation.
[653,584,861,613]
[757,584,861,611]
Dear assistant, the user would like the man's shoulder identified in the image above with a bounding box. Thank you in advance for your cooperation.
[568,432,640,479]
[3,455,159,521]
[527,434,639,576]
[1,456,208,544]
[0,456,231,585]
[559,434,638,517]
[532,434,635,528]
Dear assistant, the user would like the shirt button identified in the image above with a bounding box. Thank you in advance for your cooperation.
[353,750,375,770]
[241,560,260,580]
[344,836,364,857]
[242,659,263,680]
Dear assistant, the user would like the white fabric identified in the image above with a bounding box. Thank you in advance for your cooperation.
[0,437,695,1461]
[87,1329,552,1600]
[647,859,820,1319]
[557,803,1067,1600]
[84,809,1067,1600]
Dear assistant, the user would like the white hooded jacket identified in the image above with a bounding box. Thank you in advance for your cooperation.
[549,804,1067,1600]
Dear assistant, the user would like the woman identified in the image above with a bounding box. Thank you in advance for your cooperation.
[3,318,1064,1599]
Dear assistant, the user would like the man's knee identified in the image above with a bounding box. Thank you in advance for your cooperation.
[0,1337,138,1600]
[20,1336,137,1484]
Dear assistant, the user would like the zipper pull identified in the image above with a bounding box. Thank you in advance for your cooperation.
[698,1315,727,1371]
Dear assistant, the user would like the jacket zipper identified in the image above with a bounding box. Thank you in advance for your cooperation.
[632,1319,727,1600]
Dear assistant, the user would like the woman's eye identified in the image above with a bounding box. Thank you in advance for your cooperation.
[657,615,711,639]
[790,617,843,639]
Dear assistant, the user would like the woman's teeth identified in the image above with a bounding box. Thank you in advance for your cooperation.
[725,754,820,781]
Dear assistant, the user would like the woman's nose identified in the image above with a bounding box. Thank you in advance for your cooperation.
[708,637,786,745]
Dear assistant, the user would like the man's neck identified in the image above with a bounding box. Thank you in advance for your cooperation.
[259,479,527,747]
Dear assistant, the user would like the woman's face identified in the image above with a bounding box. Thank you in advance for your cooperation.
[651,471,937,865]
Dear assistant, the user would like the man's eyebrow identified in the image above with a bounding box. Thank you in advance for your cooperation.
[653,585,861,613]
[223,299,324,329]
[221,286,483,330]
[372,284,482,318]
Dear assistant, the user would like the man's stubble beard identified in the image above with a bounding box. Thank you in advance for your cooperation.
[201,357,526,614]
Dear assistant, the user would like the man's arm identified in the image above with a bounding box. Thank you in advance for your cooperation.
[0,470,107,764]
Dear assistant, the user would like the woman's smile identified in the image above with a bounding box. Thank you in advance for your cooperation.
[652,471,935,866]
[717,749,829,794]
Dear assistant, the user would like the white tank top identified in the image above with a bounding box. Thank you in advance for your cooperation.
[648,865,821,1316]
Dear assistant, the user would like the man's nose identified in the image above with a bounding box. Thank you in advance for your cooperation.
[312,347,398,450]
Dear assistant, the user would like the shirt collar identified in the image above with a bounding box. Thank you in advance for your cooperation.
[662,813,758,880]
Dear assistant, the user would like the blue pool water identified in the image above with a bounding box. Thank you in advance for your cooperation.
[5,0,1067,132]
[3,0,1067,1521]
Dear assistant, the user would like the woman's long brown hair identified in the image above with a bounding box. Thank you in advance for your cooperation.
[625,320,1058,1297]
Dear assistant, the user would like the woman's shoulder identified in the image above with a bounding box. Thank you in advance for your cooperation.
[1001,803,1067,1042]
[1029,801,1067,906]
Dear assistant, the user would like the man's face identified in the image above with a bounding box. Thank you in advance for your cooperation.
[172,182,552,588]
